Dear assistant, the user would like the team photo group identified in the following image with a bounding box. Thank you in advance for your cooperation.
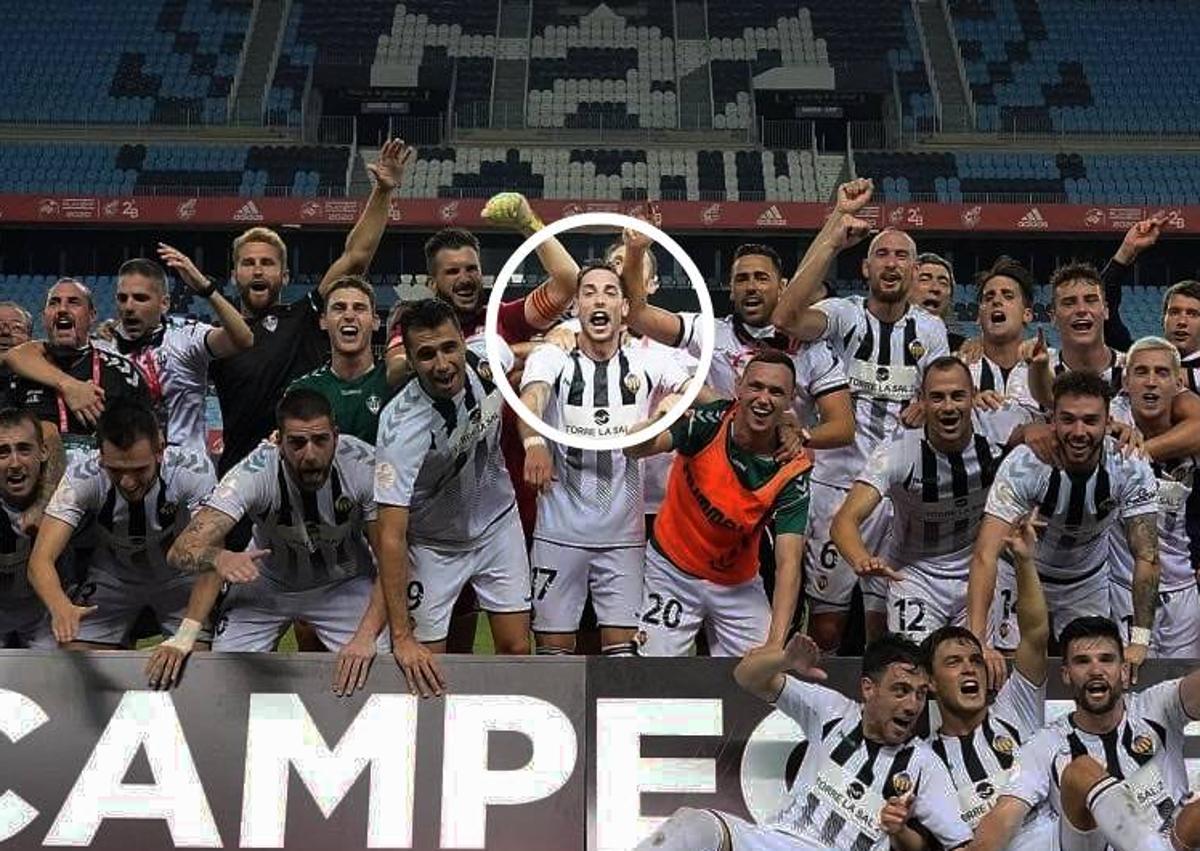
[3,138,1200,851]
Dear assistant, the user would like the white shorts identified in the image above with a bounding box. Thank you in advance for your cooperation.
[804,481,892,614]
[0,601,54,648]
[408,512,530,643]
[1110,582,1200,658]
[1041,564,1111,639]
[637,544,770,657]
[73,569,211,646]
[886,570,967,644]
[530,538,642,632]
[214,573,386,653]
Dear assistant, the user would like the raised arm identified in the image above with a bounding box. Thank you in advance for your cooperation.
[772,179,873,340]
[318,138,413,296]
[733,632,827,703]
[1102,215,1165,351]
[481,192,577,331]
[1007,510,1050,686]
[156,242,254,356]
[618,224,686,347]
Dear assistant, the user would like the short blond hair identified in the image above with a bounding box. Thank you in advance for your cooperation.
[232,227,288,270]
[1126,335,1181,373]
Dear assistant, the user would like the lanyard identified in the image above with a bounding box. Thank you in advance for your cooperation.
[129,346,163,402]
[57,349,101,433]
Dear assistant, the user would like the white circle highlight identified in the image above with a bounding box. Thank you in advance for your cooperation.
[486,211,715,452]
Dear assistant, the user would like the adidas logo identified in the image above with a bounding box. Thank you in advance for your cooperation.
[1017,207,1048,229]
[756,205,787,227]
[233,200,264,222]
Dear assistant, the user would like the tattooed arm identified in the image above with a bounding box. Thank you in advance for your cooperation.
[1125,512,1160,680]
[168,507,269,583]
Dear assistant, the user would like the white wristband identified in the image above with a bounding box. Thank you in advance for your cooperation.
[523,435,547,449]
[161,618,202,654]
[1130,626,1152,647]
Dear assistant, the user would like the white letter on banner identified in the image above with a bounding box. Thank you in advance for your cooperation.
[240,693,416,848]
[740,710,805,824]
[43,691,221,846]
[0,689,48,842]
[595,698,722,851]
[440,695,576,848]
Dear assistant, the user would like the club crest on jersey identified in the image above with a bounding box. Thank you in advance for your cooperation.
[976,780,996,800]
[262,315,278,333]
[476,360,492,382]
[1132,734,1155,755]
[335,496,354,515]
[908,340,926,360]
[891,772,914,795]
[623,372,641,394]
[876,367,890,382]
[846,780,866,800]
[157,500,178,527]
[595,409,610,425]
[992,735,1015,756]
[366,395,382,415]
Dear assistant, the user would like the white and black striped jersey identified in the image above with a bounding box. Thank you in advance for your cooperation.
[374,346,516,550]
[969,356,1039,443]
[811,296,950,489]
[206,436,377,591]
[1181,350,1200,394]
[929,670,1045,827]
[99,319,218,454]
[1049,346,1126,394]
[1005,679,1192,835]
[677,313,850,421]
[984,440,1158,582]
[768,677,972,851]
[0,500,36,604]
[520,343,689,547]
[46,447,216,580]
[1108,396,1198,591]
[858,424,1006,579]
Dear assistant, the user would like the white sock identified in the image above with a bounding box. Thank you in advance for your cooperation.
[632,807,724,851]
[1087,777,1172,851]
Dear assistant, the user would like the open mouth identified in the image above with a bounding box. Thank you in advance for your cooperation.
[748,400,774,421]
[741,294,764,309]
[452,282,480,299]
[1069,318,1094,333]
[1085,679,1110,699]
[921,297,942,311]
[1142,391,1160,406]
[890,715,913,735]
[959,677,981,696]
[1171,330,1192,343]
[54,314,74,331]
[431,369,457,390]
[4,470,28,488]
[248,281,270,294]
[988,309,1007,324]
[587,309,612,331]
[937,412,962,428]
[338,323,360,342]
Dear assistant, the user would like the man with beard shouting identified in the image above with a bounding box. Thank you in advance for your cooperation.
[970,616,1193,851]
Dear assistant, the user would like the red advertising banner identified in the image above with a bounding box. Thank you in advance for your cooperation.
[0,193,1193,233]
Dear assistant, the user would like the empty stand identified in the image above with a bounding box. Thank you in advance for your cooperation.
[0,0,250,124]
[950,0,1200,134]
